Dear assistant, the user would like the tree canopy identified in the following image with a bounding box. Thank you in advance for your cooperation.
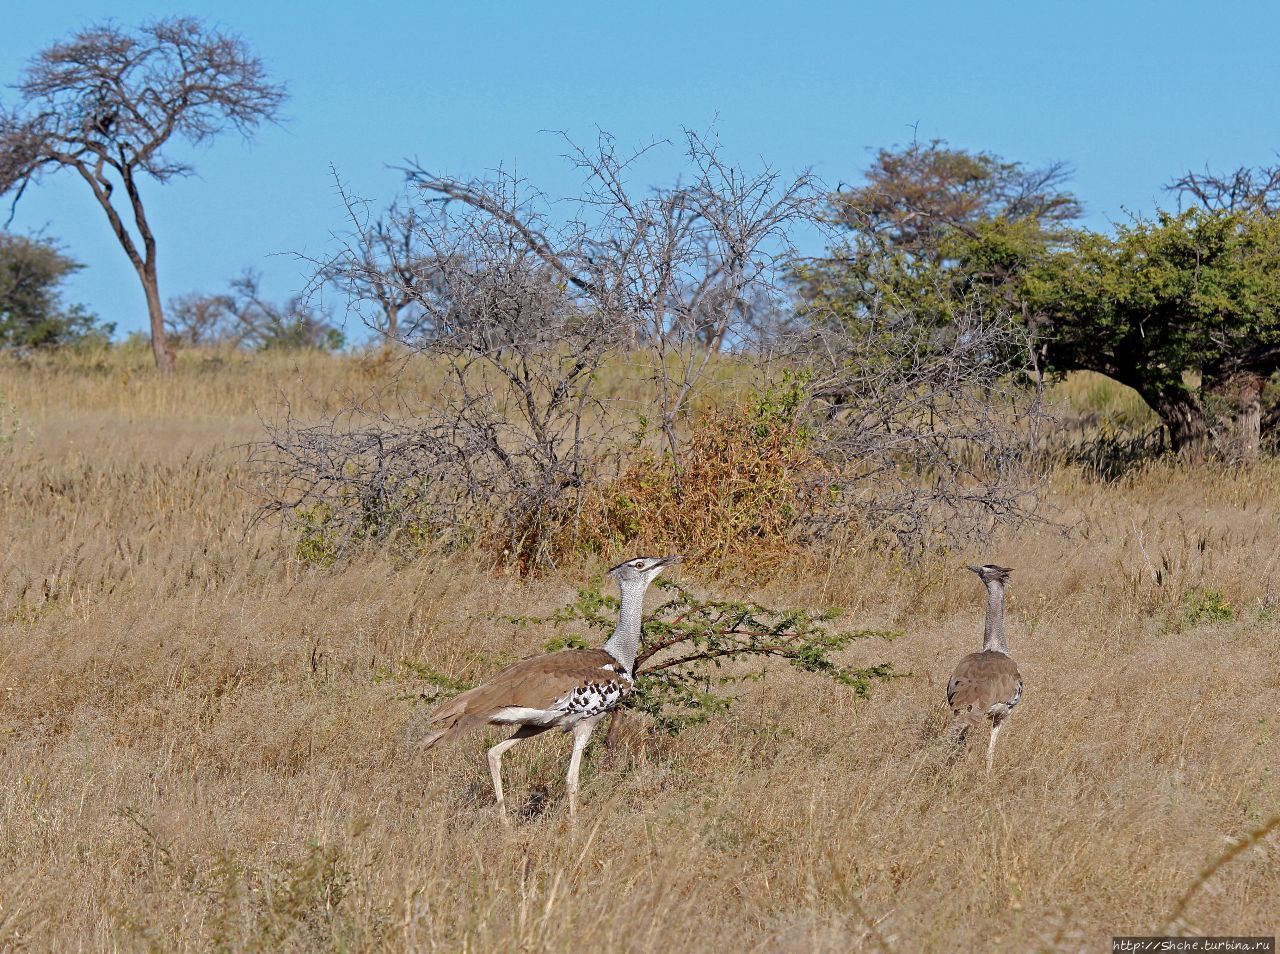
[794,139,1080,326]
[1025,208,1280,451]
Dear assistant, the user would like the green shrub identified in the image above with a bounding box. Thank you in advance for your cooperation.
[1182,588,1234,626]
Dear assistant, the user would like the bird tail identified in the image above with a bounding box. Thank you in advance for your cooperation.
[419,722,458,750]
[408,686,488,750]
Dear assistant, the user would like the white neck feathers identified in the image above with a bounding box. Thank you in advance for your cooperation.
[982,580,1009,655]
[603,582,646,674]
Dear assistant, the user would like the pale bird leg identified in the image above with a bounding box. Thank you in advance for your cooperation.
[487,735,526,823]
[565,716,603,818]
[986,721,1003,773]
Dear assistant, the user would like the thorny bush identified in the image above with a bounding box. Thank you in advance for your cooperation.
[576,375,823,571]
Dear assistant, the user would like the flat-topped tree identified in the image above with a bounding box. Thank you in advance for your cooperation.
[0,18,286,372]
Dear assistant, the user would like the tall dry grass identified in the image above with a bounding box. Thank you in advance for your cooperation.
[0,351,1276,952]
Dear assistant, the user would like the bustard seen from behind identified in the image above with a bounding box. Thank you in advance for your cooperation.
[420,555,680,820]
[947,564,1023,771]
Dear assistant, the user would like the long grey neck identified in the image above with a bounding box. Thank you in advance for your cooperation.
[982,581,1009,655]
[603,582,646,673]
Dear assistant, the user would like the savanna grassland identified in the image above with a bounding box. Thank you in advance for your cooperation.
[0,349,1276,952]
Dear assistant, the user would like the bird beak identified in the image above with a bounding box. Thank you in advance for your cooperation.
[966,565,982,573]
[660,554,683,567]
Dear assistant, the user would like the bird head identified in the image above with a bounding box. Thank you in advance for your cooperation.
[967,563,1013,585]
[608,554,682,587]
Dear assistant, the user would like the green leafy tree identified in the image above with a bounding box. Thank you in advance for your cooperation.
[794,139,1080,329]
[803,141,1280,457]
[1024,208,1280,454]
[0,232,112,349]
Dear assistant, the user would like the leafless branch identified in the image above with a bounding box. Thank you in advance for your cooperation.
[1167,161,1280,213]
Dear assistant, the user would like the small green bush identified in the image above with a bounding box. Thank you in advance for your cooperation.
[1182,588,1234,626]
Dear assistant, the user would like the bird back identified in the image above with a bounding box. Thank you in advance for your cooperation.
[418,648,630,747]
[947,650,1022,730]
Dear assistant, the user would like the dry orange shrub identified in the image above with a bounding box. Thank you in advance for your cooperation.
[574,387,827,571]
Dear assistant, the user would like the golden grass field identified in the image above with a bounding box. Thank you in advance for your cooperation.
[0,349,1276,952]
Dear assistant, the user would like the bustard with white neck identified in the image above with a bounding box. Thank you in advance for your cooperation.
[420,554,679,820]
[946,564,1023,771]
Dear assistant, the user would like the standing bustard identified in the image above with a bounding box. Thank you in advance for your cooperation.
[947,564,1023,771]
[420,554,680,820]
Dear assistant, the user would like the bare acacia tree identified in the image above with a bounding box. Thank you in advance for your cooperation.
[165,290,236,347]
[319,194,429,344]
[401,130,817,456]
[0,18,286,372]
[168,271,341,351]
[264,132,817,567]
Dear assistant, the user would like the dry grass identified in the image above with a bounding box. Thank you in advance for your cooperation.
[1,352,1276,952]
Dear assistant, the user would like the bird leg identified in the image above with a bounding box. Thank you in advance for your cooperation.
[565,716,604,819]
[986,720,1003,773]
[487,725,545,823]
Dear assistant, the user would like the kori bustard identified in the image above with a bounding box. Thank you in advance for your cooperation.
[947,564,1023,771]
[420,555,679,820]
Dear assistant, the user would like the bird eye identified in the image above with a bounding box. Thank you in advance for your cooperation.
[632,561,644,569]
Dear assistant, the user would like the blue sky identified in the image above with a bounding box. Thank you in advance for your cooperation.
[4,0,1280,337]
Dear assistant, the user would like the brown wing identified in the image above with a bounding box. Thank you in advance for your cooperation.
[947,650,1021,727]
[420,649,629,745]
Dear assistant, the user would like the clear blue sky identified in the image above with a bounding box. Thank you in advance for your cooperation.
[4,0,1280,337]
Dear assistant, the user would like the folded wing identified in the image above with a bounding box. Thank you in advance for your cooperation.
[419,649,632,746]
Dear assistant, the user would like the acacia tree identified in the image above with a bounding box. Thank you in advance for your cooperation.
[1165,162,1280,455]
[398,136,807,471]
[1024,208,1280,456]
[802,141,1280,458]
[794,138,1081,329]
[271,132,816,569]
[168,271,343,351]
[1168,161,1280,214]
[320,198,429,344]
[0,18,286,372]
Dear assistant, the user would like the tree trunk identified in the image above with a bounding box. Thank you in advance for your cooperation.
[1263,401,1280,448]
[118,164,173,374]
[1205,348,1278,459]
[1140,379,1208,455]
[1228,371,1263,461]
[142,261,175,374]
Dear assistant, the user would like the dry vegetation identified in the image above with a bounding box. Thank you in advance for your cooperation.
[0,350,1276,952]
